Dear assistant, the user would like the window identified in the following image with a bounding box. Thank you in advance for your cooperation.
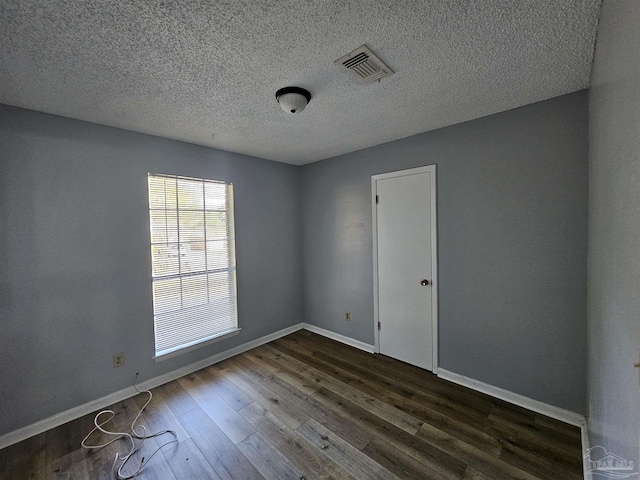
[148,174,238,359]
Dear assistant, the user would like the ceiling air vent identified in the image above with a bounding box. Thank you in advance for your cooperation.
[334,45,394,85]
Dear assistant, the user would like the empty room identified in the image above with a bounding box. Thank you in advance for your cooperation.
[0,1,638,479]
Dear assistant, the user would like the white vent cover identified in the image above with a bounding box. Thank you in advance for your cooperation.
[334,45,394,85]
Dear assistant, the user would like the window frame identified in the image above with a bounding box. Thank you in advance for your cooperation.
[147,173,240,362]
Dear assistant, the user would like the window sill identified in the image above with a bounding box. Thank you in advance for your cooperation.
[152,328,241,363]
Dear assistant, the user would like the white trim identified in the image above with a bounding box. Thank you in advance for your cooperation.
[581,422,590,479]
[429,166,439,374]
[437,368,586,428]
[371,174,380,354]
[302,323,375,353]
[0,323,304,450]
[371,165,439,373]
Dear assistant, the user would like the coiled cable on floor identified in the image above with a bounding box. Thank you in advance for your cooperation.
[81,374,178,479]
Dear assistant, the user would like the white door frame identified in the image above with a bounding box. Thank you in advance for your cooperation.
[371,165,439,373]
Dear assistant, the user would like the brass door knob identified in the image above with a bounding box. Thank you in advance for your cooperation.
[420,279,429,286]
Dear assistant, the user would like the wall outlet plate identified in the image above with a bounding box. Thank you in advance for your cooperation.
[113,352,125,368]
[345,311,351,321]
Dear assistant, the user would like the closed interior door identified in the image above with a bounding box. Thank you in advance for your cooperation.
[375,169,435,371]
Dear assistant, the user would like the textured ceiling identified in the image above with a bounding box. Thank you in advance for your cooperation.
[0,0,601,165]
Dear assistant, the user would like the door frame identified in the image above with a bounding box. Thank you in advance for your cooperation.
[371,165,439,373]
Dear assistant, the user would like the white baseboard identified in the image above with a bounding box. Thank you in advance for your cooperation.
[302,323,375,353]
[0,323,305,450]
[437,368,586,428]
[581,422,590,479]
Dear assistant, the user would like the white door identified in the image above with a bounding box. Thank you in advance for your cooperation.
[373,166,437,371]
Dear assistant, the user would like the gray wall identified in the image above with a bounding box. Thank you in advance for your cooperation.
[587,0,640,466]
[0,105,303,434]
[301,92,589,413]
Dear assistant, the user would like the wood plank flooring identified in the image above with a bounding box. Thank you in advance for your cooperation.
[0,330,583,479]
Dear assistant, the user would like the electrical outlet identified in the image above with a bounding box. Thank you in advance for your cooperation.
[345,311,351,321]
[113,352,125,368]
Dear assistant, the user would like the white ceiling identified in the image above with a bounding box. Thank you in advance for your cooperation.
[0,0,601,165]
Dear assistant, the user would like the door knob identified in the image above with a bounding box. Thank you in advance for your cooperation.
[420,279,429,286]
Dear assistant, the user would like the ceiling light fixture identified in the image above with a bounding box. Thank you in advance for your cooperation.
[275,87,311,114]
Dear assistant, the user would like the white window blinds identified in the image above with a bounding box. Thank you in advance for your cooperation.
[148,174,238,358]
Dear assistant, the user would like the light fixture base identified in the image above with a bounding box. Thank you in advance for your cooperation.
[275,86,311,114]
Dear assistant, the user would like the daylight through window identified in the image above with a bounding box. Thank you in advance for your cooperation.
[148,174,238,358]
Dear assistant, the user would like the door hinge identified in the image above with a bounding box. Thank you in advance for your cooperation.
[375,195,379,204]
[378,321,381,330]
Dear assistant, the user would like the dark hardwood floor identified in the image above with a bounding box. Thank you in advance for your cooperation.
[0,330,583,479]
